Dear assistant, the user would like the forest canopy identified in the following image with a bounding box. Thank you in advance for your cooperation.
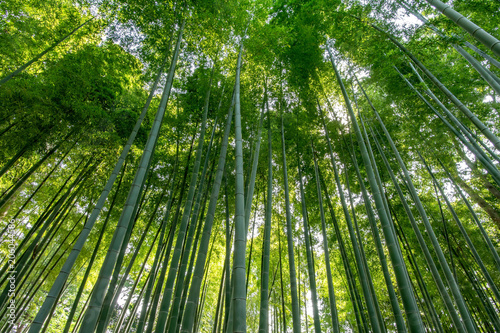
[1,0,500,332]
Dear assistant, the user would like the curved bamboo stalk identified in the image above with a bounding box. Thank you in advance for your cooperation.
[397,1,500,88]
[258,95,272,333]
[419,152,500,307]
[345,123,406,333]
[145,131,197,333]
[178,84,235,333]
[0,140,74,240]
[167,102,217,333]
[322,114,381,332]
[312,145,339,333]
[154,58,210,333]
[453,45,500,96]
[244,94,266,234]
[62,160,127,333]
[406,63,500,184]
[135,144,180,333]
[223,170,232,333]
[394,66,500,186]
[27,31,174,333]
[438,160,500,273]
[96,179,170,332]
[280,111,301,333]
[326,45,423,333]
[424,0,500,57]
[350,87,408,332]
[231,36,247,333]
[245,198,258,293]
[390,206,445,333]
[0,132,71,211]
[370,128,467,333]
[343,149,386,333]
[0,17,94,86]
[77,18,186,333]
[319,169,367,333]
[178,164,214,327]
[297,161,322,333]
[370,98,477,332]
[0,159,94,309]
[367,22,500,151]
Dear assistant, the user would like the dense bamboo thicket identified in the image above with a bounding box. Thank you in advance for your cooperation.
[1,0,500,332]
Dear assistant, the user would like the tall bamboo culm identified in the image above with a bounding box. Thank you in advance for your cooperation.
[326,44,425,333]
[76,18,186,333]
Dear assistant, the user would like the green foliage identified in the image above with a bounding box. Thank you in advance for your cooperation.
[2,0,500,332]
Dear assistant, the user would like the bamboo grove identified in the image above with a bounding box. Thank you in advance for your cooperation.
[1,0,500,332]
